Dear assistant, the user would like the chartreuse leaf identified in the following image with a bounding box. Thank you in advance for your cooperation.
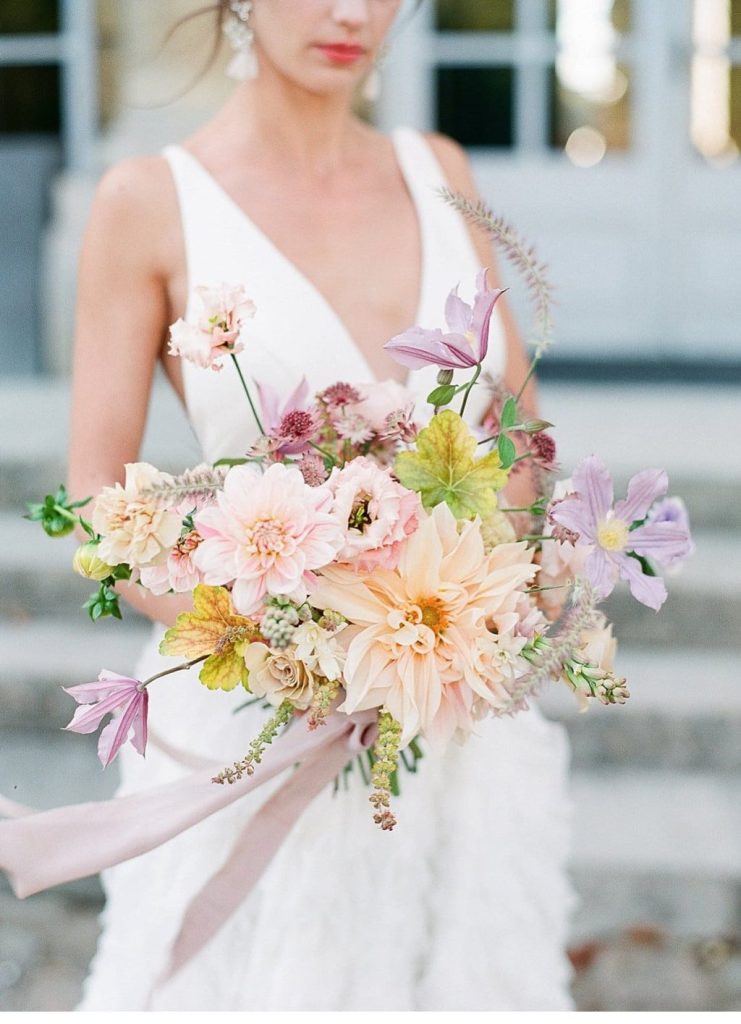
[160,584,258,691]
[394,409,509,520]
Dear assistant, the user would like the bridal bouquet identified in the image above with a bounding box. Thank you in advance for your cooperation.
[25,255,693,833]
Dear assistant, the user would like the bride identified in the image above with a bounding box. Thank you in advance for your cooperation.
[67,0,575,1011]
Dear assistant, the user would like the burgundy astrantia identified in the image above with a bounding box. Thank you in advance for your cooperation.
[383,267,506,370]
[63,671,148,768]
[547,455,693,611]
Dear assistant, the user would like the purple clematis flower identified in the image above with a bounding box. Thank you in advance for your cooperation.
[384,267,506,370]
[646,496,695,568]
[63,670,148,768]
[547,455,693,611]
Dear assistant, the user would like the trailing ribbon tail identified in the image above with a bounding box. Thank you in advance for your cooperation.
[145,714,379,1006]
[0,706,376,901]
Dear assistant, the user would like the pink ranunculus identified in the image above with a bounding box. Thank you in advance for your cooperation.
[193,462,345,616]
[63,671,148,768]
[325,457,421,572]
[139,529,204,596]
[345,380,417,434]
[168,283,256,371]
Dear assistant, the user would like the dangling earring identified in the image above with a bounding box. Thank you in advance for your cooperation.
[224,0,258,81]
[362,42,389,103]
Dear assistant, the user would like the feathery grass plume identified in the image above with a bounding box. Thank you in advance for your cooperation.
[212,699,294,783]
[142,464,228,510]
[438,188,555,357]
[493,577,599,716]
[306,676,341,730]
[368,709,402,831]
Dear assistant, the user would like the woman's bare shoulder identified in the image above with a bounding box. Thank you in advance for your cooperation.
[85,154,179,272]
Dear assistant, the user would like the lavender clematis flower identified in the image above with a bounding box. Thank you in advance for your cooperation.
[384,267,506,370]
[63,670,148,768]
[255,376,318,455]
[646,496,696,568]
[548,455,693,611]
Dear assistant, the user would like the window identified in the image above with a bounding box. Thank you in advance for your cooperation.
[691,0,741,165]
[432,0,632,162]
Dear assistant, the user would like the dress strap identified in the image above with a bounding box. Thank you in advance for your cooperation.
[390,126,483,314]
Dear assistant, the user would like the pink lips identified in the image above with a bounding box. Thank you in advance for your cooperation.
[315,43,367,65]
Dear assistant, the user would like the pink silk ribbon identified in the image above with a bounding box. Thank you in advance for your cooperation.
[0,705,379,1005]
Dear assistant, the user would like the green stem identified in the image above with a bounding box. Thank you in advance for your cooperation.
[459,363,482,418]
[514,356,540,404]
[54,505,80,524]
[308,439,338,466]
[230,354,265,435]
[140,654,208,689]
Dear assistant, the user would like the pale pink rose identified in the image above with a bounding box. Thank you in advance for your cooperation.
[193,462,345,616]
[345,380,417,434]
[92,463,182,569]
[325,457,420,572]
[538,477,592,617]
[578,613,618,674]
[139,529,204,595]
[168,283,256,371]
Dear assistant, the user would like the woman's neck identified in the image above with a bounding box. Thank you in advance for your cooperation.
[211,73,369,179]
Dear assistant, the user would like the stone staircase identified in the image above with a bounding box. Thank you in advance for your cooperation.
[0,378,739,1009]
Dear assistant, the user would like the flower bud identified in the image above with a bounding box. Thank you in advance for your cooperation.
[436,368,454,386]
[523,418,555,434]
[73,542,115,581]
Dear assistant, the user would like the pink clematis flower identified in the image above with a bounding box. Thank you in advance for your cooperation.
[547,455,693,611]
[63,671,148,768]
[384,268,506,370]
[168,283,256,371]
[254,377,322,456]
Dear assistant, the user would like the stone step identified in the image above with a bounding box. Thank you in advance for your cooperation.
[0,619,153,729]
[540,647,741,771]
[568,770,741,942]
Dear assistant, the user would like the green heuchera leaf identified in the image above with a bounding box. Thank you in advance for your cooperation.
[394,409,509,519]
[500,396,518,430]
[426,384,457,407]
[497,433,517,469]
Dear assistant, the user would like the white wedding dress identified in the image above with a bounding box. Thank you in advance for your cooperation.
[75,126,576,1011]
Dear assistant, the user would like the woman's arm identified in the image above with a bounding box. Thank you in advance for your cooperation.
[67,156,193,628]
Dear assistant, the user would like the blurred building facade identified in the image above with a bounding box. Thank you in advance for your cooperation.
[0,0,739,376]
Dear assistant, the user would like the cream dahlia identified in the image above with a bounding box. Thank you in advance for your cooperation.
[92,463,182,569]
[311,502,538,752]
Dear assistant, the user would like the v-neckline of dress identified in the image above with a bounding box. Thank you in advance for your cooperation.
[171,128,428,386]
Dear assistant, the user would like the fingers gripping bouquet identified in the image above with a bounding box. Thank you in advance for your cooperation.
[25,211,693,839]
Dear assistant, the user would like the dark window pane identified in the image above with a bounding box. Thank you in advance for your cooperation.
[732,65,741,145]
[436,0,514,32]
[548,0,631,34]
[0,0,59,34]
[436,66,513,148]
[733,0,741,36]
[0,65,61,133]
[549,61,631,157]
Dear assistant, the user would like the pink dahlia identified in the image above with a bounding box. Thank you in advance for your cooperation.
[193,463,345,615]
[326,457,421,572]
